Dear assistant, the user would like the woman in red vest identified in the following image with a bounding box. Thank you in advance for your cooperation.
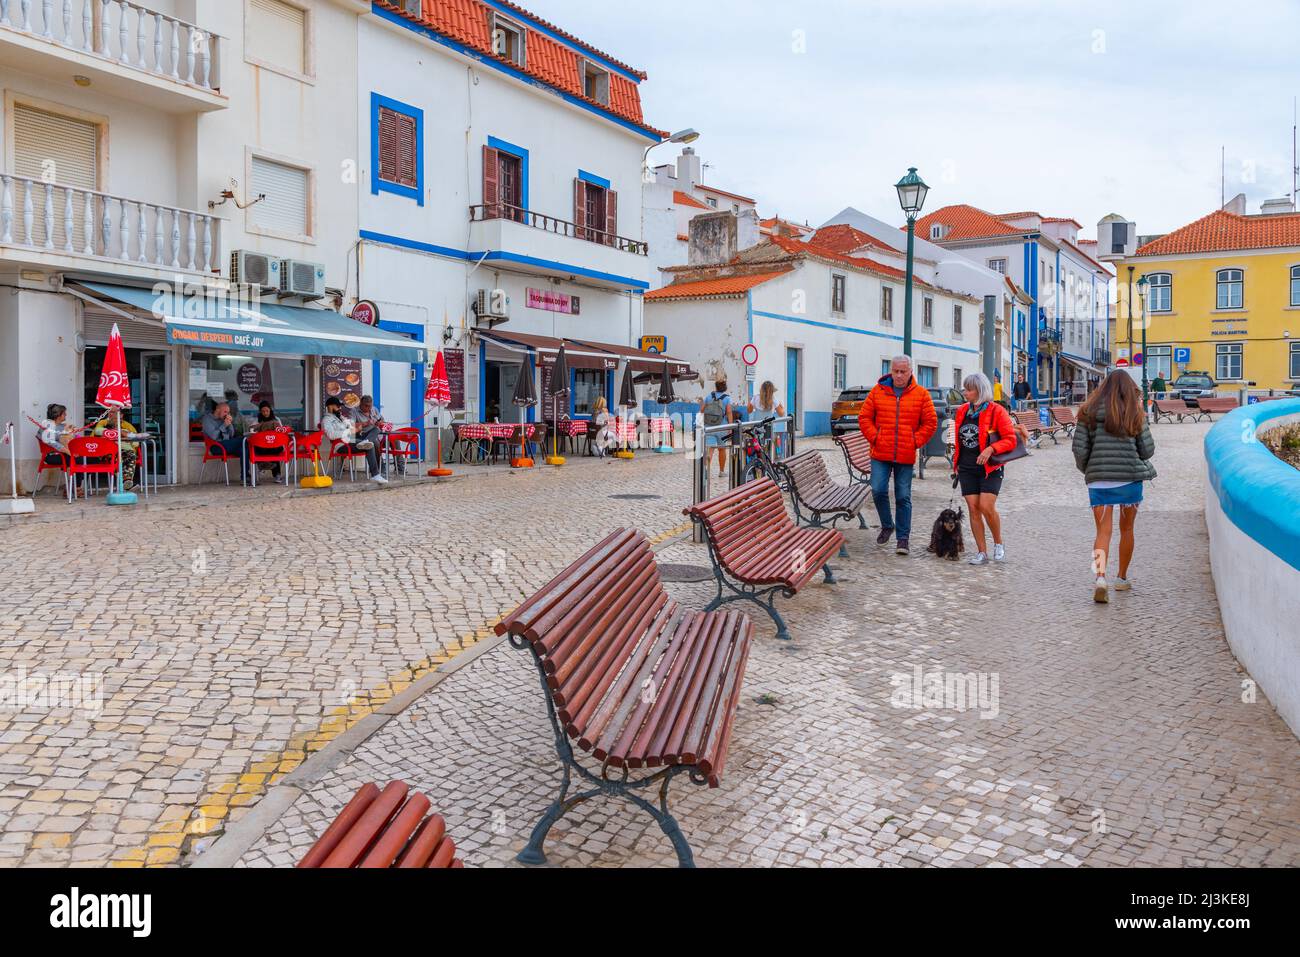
[951,372,1019,566]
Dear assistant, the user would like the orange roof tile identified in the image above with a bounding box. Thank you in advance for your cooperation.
[696,184,756,205]
[807,224,901,256]
[644,270,792,301]
[378,0,661,136]
[914,204,1025,243]
[1135,209,1300,256]
[674,191,710,210]
[767,235,947,292]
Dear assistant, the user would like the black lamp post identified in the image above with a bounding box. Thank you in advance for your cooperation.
[1136,274,1149,408]
[895,168,930,357]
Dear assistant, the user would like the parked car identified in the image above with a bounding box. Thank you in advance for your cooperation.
[831,387,871,435]
[1170,372,1217,406]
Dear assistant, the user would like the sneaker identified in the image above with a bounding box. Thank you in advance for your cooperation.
[993,544,1005,562]
[1114,578,1132,592]
[968,553,989,566]
[877,528,895,546]
[895,539,910,556]
[371,474,389,485]
[1093,576,1109,604]
[356,440,375,451]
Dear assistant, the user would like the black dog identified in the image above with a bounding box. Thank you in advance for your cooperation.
[927,508,965,561]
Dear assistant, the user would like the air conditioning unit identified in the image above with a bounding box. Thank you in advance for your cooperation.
[230,250,279,291]
[472,288,510,326]
[279,259,327,300]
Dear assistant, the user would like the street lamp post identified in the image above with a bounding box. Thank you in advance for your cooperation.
[895,168,930,357]
[640,128,702,254]
[1136,274,1149,409]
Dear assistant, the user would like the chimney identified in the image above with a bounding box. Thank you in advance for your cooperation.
[737,208,760,252]
[677,147,703,190]
[1222,192,1247,215]
[1260,197,1296,215]
[688,210,739,267]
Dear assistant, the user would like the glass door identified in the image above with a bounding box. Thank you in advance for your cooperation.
[139,351,170,484]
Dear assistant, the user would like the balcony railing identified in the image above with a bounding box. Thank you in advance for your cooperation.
[1,172,220,273]
[0,0,220,94]
[470,203,647,256]
[1094,347,1113,366]
[1037,327,1062,351]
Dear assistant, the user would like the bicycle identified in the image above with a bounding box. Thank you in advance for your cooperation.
[739,419,785,487]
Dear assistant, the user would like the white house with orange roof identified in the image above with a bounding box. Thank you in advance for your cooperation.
[914,204,1115,401]
[644,146,760,289]
[644,219,982,436]
[356,0,669,435]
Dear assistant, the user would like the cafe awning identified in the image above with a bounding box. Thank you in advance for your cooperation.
[477,329,617,370]
[69,282,426,364]
[571,339,693,378]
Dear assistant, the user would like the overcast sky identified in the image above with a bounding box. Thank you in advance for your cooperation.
[523,0,1300,237]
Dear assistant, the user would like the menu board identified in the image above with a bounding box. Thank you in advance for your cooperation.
[444,348,466,411]
[322,357,363,412]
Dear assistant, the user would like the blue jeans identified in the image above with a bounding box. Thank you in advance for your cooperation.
[870,460,914,540]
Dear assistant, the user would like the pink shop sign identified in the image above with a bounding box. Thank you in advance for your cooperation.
[527,288,581,315]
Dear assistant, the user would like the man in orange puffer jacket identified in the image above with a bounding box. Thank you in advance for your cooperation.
[858,355,938,555]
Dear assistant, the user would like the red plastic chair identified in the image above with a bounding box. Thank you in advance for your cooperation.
[383,428,421,478]
[36,436,72,497]
[247,432,293,487]
[294,430,325,467]
[329,438,368,481]
[65,436,118,503]
[202,438,235,485]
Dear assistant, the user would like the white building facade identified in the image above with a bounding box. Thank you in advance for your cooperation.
[356,0,664,433]
[0,0,397,491]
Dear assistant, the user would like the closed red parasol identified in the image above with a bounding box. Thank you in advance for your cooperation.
[97,324,135,505]
[426,351,453,477]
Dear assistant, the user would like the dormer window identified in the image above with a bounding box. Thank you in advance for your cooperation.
[579,58,610,105]
[930,224,948,241]
[490,12,526,67]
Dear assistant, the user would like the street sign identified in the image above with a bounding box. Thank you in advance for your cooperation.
[1175,347,1192,364]
[1116,358,1130,367]
[741,344,759,366]
[639,335,666,354]
[351,300,380,326]
[1134,353,1145,366]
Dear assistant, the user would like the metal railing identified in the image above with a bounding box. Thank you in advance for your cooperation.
[691,416,796,543]
[0,0,221,93]
[0,173,220,273]
[1093,348,1113,366]
[469,203,647,255]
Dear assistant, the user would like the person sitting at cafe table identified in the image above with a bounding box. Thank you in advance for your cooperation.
[353,395,405,475]
[88,409,139,490]
[40,403,84,497]
[201,401,252,484]
[251,402,285,480]
[322,396,388,484]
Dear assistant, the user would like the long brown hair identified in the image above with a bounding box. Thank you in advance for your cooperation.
[758,380,776,410]
[1079,371,1145,438]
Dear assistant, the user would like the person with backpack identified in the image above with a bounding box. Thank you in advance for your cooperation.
[1073,370,1157,604]
[858,355,938,556]
[699,378,735,477]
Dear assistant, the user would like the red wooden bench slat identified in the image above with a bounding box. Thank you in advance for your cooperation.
[394,813,447,868]
[319,780,408,868]
[358,791,431,868]
[301,782,464,870]
[297,782,380,869]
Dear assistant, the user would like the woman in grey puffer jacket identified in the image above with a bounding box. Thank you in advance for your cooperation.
[1073,371,1156,604]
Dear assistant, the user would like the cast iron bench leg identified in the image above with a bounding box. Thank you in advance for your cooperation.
[822,563,837,585]
[859,512,869,530]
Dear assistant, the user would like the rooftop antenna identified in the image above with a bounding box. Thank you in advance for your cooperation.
[1220,145,1225,208]
[1292,97,1298,206]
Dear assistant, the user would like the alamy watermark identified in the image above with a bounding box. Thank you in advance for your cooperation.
[0,669,103,716]
[889,664,1000,719]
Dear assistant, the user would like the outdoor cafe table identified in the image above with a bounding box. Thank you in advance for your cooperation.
[550,418,588,455]
[459,423,539,463]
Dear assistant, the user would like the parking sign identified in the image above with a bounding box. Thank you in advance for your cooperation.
[1175,347,1192,365]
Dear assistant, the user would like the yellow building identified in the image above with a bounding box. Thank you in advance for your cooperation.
[1111,206,1300,394]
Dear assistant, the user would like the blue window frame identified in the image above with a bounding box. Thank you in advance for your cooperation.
[371,93,424,205]
[488,136,529,211]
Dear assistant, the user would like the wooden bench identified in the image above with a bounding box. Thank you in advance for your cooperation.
[1151,398,1194,424]
[1050,405,1080,436]
[1013,409,1065,445]
[834,431,873,486]
[298,781,463,868]
[1193,396,1239,421]
[684,477,843,642]
[495,528,752,869]
[781,449,872,542]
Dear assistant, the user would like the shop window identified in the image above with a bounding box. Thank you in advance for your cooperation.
[572,370,606,416]
[1216,343,1243,381]
[188,354,308,432]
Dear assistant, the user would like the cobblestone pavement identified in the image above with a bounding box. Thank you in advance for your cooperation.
[2,424,1298,867]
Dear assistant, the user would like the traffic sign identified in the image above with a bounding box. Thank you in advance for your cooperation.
[1174,347,1192,364]
[1134,353,1144,366]
[741,344,759,366]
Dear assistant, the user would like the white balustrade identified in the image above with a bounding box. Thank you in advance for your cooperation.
[0,173,220,274]
[1,0,220,94]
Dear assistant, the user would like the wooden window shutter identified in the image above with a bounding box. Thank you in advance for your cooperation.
[483,146,501,218]
[377,108,399,185]
[395,112,418,188]
[574,178,587,239]
[604,189,618,246]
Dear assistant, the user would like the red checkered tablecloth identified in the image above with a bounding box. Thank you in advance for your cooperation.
[551,419,589,438]
[612,420,638,442]
[459,423,538,441]
[647,417,673,435]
